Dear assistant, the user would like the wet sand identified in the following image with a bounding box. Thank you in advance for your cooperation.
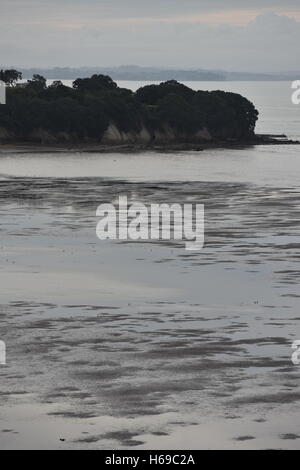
[0,133,298,156]
[0,169,300,449]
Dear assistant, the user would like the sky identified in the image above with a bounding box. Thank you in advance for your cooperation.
[1,0,300,72]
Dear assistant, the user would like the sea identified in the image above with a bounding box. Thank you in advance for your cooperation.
[0,81,299,449]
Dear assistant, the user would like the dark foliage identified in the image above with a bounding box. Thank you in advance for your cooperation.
[0,72,259,142]
[0,69,22,86]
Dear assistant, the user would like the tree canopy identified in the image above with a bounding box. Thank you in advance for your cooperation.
[0,72,259,143]
[0,69,22,86]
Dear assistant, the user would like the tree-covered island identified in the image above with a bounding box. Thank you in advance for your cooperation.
[0,69,285,148]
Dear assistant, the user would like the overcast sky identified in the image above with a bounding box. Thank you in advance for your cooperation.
[1,0,300,71]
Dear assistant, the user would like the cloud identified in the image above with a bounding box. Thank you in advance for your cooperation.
[0,3,300,71]
[1,0,300,23]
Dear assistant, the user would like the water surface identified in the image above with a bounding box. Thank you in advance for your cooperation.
[0,81,299,449]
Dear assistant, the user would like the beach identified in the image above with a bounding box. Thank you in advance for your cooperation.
[0,81,300,449]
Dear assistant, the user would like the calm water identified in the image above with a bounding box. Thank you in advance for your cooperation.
[0,81,300,449]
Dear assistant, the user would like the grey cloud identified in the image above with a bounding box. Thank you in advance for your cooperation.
[1,0,300,20]
[0,4,300,71]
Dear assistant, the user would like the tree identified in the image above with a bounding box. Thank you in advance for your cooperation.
[157,93,200,133]
[27,74,47,92]
[43,80,74,99]
[136,80,195,105]
[49,80,64,89]
[0,75,259,143]
[0,69,22,86]
[73,74,117,93]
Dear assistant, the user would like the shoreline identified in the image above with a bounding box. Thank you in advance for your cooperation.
[0,134,299,154]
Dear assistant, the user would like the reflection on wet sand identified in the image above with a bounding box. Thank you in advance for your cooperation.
[0,176,300,449]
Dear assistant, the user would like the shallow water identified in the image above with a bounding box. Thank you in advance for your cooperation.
[1,145,300,186]
[0,81,300,449]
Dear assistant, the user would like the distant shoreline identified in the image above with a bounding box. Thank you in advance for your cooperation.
[1,135,299,154]
[7,65,300,82]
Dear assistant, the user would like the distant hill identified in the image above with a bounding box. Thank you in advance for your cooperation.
[2,65,298,81]
[14,66,225,81]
